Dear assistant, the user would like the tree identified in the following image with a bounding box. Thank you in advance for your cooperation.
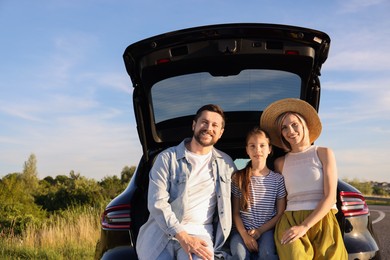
[42,176,55,185]
[35,174,104,211]
[69,170,80,180]
[344,178,372,195]
[372,186,388,196]
[21,153,39,191]
[121,166,136,184]
[55,175,72,186]
[0,173,45,234]
[99,175,125,199]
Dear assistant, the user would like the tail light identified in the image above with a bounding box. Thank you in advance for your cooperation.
[285,50,300,55]
[339,191,369,217]
[101,204,131,229]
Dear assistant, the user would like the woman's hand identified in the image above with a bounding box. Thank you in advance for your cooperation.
[280,225,309,244]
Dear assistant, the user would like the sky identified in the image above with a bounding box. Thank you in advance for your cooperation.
[1,0,390,182]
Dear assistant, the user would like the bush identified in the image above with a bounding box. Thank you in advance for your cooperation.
[0,161,136,259]
[0,173,46,235]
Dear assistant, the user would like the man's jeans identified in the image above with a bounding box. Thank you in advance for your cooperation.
[157,235,214,260]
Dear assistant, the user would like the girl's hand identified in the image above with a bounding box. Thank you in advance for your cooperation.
[242,233,259,253]
[247,229,260,240]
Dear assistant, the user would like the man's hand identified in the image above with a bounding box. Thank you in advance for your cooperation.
[175,231,213,260]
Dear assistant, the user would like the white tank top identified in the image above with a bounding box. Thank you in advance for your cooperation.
[283,145,336,211]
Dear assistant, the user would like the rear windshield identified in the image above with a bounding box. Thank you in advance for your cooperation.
[151,69,300,123]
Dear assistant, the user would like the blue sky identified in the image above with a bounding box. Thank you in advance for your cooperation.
[1,0,389,182]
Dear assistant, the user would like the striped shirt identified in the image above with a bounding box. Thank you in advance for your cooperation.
[232,171,286,230]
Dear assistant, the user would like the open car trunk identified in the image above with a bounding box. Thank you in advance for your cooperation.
[123,23,330,161]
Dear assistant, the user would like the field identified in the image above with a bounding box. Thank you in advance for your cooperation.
[0,206,100,260]
[0,163,387,260]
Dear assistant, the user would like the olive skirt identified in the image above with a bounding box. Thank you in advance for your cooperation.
[274,210,348,260]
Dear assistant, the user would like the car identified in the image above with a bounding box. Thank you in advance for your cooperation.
[95,23,381,260]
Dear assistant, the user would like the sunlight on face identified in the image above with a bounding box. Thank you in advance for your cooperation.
[246,133,271,162]
[193,111,224,147]
[281,113,307,146]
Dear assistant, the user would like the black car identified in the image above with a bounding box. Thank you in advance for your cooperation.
[95,23,380,260]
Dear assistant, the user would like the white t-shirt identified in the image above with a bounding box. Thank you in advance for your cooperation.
[182,149,217,239]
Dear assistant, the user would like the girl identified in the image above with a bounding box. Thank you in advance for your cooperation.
[230,127,286,260]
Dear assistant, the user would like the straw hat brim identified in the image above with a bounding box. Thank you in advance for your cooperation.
[260,98,322,149]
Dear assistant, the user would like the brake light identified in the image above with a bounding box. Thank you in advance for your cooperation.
[285,50,300,55]
[101,204,131,229]
[156,58,170,64]
[339,191,369,217]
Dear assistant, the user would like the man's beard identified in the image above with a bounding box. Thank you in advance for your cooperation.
[194,130,216,147]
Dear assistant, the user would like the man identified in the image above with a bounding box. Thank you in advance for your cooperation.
[136,104,236,260]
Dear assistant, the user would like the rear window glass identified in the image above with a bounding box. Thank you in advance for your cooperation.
[151,69,300,123]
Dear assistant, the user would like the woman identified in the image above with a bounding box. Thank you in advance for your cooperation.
[230,127,286,260]
[260,98,348,260]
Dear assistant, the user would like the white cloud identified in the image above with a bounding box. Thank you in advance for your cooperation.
[0,106,44,123]
[0,93,98,122]
[319,78,390,126]
[323,78,390,92]
[327,51,390,71]
[325,28,390,72]
[1,110,142,180]
[90,72,132,94]
[337,0,385,13]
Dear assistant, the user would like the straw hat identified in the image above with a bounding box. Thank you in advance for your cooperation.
[260,98,322,148]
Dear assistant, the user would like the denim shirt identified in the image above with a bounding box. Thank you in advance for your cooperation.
[136,138,236,260]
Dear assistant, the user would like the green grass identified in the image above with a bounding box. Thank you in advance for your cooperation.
[0,206,100,260]
[0,246,94,260]
[366,199,390,206]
